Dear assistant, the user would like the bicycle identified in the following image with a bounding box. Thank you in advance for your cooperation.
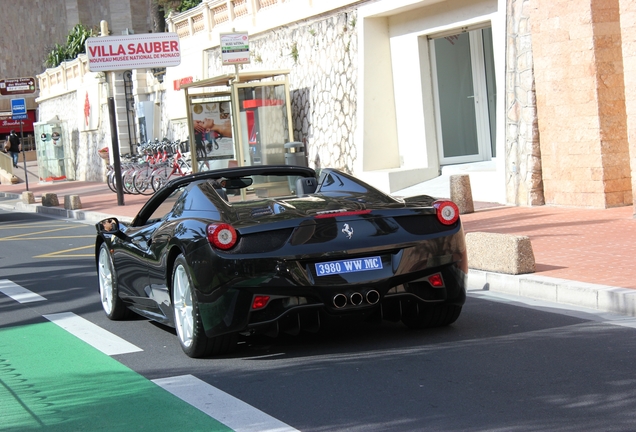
[150,142,192,191]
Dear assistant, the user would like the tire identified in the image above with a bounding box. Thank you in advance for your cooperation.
[97,243,131,320]
[171,255,237,358]
[151,166,169,192]
[132,167,153,195]
[107,169,117,193]
[401,302,462,329]
[122,168,137,194]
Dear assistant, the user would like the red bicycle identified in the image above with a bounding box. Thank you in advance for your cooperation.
[150,143,192,192]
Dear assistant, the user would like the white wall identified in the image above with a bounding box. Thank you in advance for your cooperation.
[356,0,505,195]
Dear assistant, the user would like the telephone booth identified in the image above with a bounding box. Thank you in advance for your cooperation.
[180,70,297,172]
[33,121,70,181]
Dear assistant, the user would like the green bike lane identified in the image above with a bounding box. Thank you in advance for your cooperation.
[1,321,231,432]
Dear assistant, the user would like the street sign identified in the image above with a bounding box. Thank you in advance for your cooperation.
[220,32,250,65]
[11,98,27,120]
[0,77,36,96]
[85,33,181,72]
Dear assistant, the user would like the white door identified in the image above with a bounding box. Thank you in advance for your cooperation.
[431,27,496,165]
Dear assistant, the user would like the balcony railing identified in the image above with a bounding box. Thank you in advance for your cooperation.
[36,55,92,100]
[167,0,362,40]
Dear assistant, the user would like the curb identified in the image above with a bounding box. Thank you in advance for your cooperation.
[0,193,134,224]
[468,269,636,318]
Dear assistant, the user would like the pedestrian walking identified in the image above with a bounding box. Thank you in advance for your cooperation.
[7,130,21,168]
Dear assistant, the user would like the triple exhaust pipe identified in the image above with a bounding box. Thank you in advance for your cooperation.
[332,290,380,308]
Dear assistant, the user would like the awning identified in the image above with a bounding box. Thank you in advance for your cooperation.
[179,70,290,93]
[0,110,36,134]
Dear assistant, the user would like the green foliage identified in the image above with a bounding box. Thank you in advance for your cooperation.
[290,42,299,64]
[45,44,68,69]
[66,24,94,59]
[177,0,202,12]
[45,24,95,68]
[155,0,202,14]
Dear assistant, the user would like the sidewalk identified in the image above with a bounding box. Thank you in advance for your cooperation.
[2,162,636,318]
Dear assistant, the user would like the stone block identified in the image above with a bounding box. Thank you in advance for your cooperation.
[64,195,82,210]
[450,174,474,214]
[21,191,35,204]
[41,193,59,207]
[466,232,535,275]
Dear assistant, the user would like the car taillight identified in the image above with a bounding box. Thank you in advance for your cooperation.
[207,223,237,250]
[251,295,270,310]
[428,273,445,287]
[433,200,459,225]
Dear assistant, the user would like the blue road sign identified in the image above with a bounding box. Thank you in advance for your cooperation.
[11,98,27,120]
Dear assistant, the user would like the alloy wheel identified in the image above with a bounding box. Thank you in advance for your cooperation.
[173,264,194,348]
[98,247,114,314]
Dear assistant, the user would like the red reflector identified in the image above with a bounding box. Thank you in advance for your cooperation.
[314,209,372,219]
[433,200,459,225]
[252,295,270,310]
[428,273,444,287]
[207,223,237,250]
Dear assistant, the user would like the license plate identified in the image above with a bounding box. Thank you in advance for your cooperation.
[315,256,383,276]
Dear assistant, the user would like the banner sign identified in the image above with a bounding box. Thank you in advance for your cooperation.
[85,33,181,72]
[0,110,36,134]
[220,32,250,65]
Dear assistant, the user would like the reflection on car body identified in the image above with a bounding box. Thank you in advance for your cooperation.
[95,165,467,358]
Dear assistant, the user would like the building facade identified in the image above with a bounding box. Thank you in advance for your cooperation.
[30,0,636,213]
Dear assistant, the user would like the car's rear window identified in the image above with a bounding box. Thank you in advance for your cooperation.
[199,174,311,203]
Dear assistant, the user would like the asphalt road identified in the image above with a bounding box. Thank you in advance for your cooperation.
[2,209,636,431]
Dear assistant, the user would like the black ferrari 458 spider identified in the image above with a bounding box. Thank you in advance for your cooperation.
[95,165,468,357]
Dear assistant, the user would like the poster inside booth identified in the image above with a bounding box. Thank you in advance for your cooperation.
[189,97,235,171]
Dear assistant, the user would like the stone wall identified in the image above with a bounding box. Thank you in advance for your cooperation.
[204,9,358,173]
[506,0,544,206]
[530,0,631,208]
[0,0,155,112]
[0,0,68,112]
[0,0,69,80]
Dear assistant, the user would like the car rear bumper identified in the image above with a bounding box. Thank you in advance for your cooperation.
[196,256,467,339]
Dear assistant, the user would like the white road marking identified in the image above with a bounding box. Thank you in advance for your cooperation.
[1,277,296,429]
[0,279,46,303]
[43,312,143,356]
[153,374,300,432]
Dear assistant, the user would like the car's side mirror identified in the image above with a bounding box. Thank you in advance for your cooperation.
[97,218,120,234]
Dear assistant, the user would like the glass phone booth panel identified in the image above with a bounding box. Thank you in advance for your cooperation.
[33,122,68,181]
[234,82,290,168]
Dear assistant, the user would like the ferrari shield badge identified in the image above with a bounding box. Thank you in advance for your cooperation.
[341,223,353,239]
